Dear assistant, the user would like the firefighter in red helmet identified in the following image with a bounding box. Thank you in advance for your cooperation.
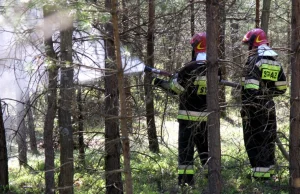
[240,28,287,179]
[151,32,220,186]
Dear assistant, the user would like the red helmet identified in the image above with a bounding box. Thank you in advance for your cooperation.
[242,28,268,47]
[190,32,206,53]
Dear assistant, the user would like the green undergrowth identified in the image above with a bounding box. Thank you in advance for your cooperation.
[7,116,290,193]
[7,147,290,194]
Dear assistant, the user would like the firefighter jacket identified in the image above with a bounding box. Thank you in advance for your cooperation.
[241,55,287,102]
[152,54,221,121]
[172,61,209,121]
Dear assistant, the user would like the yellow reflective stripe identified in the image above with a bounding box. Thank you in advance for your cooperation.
[252,166,275,177]
[178,169,195,175]
[194,80,206,86]
[170,79,184,94]
[177,110,208,121]
[252,172,271,178]
[177,115,207,121]
[255,59,281,68]
[244,84,259,90]
[276,85,287,90]
[178,110,209,117]
[269,169,275,175]
[275,81,287,90]
[245,79,259,85]
[259,64,281,71]
[178,165,194,175]
[241,77,245,86]
[275,81,287,86]
[151,78,156,85]
[177,110,209,121]
[252,167,270,172]
[244,79,259,89]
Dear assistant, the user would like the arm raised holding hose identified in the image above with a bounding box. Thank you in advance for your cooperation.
[145,32,241,187]
[144,65,241,92]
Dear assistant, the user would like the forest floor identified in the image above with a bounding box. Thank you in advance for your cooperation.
[6,106,290,193]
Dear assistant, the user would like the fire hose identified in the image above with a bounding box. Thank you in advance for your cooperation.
[144,65,173,77]
[144,65,241,89]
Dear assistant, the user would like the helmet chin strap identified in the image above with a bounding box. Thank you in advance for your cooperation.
[248,34,257,50]
[192,49,195,60]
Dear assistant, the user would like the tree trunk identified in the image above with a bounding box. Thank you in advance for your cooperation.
[286,10,291,87]
[206,0,222,193]
[43,5,58,194]
[104,1,123,193]
[136,0,145,102]
[77,87,85,165]
[124,77,133,132]
[0,101,9,192]
[121,0,133,132]
[58,9,74,194]
[255,0,260,28]
[289,1,300,193]
[145,0,159,153]
[230,22,242,104]
[111,0,133,192]
[190,0,195,36]
[219,0,226,117]
[260,0,271,35]
[26,96,38,155]
[16,100,27,166]
[121,0,129,34]
[190,0,195,60]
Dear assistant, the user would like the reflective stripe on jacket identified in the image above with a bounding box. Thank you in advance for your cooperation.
[177,110,208,121]
[170,78,185,94]
[275,81,287,91]
[242,56,287,98]
[244,79,260,90]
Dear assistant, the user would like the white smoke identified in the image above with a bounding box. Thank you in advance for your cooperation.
[0,0,145,135]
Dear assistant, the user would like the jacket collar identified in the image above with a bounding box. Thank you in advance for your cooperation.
[257,44,278,57]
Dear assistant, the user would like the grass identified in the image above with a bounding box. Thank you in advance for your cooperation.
[6,107,290,193]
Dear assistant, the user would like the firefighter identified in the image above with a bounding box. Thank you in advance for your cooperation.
[240,28,287,179]
[151,32,218,186]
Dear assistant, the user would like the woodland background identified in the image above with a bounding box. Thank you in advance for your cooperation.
[0,0,299,193]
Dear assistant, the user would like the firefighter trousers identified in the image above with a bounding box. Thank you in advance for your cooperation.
[178,119,208,186]
[241,99,277,169]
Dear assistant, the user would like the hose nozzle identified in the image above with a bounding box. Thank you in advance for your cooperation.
[144,66,172,77]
